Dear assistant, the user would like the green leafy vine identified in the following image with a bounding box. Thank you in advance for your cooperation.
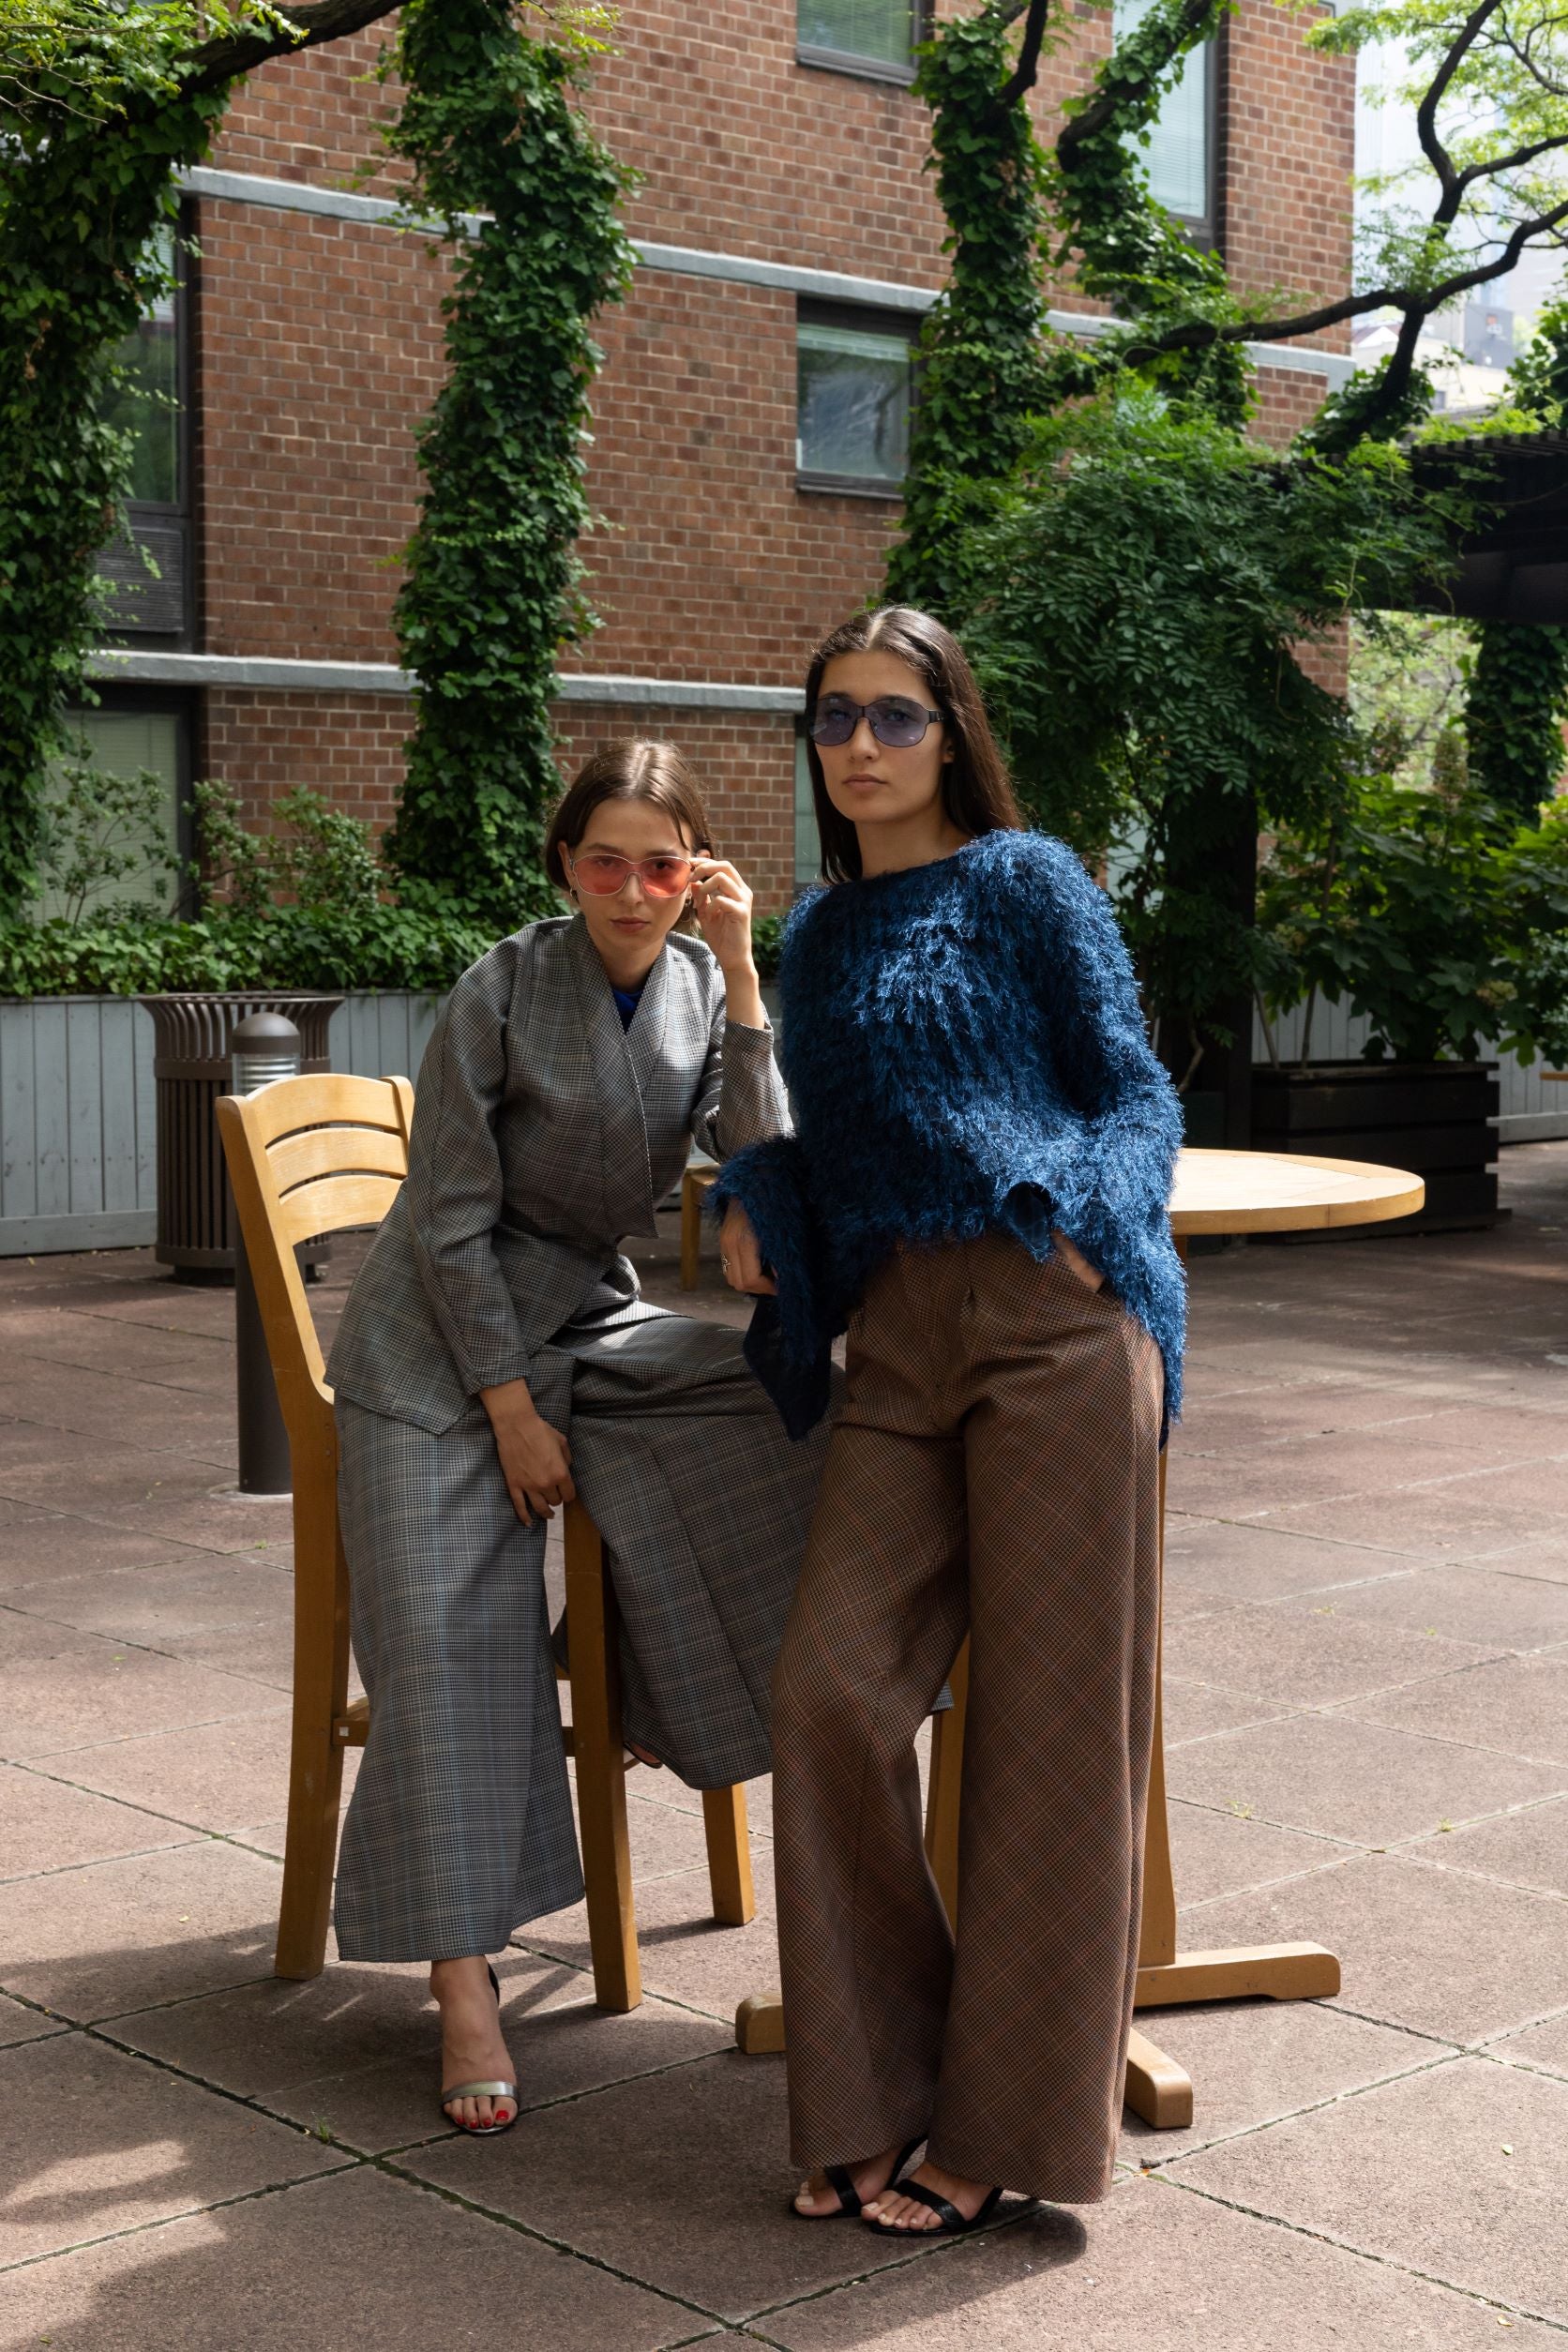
[383,0,637,929]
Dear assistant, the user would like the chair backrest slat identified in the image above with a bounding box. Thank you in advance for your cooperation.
[216,1072,415,1445]
[269,1123,409,1197]
[278,1171,404,1251]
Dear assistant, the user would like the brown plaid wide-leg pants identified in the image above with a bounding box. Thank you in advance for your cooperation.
[772,1231,1164,2204]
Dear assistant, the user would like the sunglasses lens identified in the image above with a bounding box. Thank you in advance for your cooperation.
[869,699,928,747]
[639,857,692,898]
[574,855,629,894]
[809,701,856,746]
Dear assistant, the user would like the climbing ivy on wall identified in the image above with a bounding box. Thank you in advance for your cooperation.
[0,32,222,914]
[884,1,1058,618]
[383,1,636,928]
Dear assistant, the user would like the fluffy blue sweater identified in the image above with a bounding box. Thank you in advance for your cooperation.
[714,828,1186,1438]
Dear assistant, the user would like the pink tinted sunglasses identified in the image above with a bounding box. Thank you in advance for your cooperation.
[566,851,695,900]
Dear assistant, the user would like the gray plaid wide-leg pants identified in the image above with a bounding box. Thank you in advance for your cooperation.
[334,1295,829,1963]
[772,1233,1163,2206]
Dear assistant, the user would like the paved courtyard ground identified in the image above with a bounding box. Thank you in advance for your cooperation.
[3,1147,1567,2348]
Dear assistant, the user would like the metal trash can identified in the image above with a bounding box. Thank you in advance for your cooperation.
[138,992,342,1280]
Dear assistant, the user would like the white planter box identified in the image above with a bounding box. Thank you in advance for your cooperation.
[0,991,444,1258]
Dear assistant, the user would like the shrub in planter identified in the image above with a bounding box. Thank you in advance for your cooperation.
[0,782,496,1000]
[1254,776,1568,1229]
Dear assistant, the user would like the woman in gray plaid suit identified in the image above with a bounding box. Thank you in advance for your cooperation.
[325,742,824,2135]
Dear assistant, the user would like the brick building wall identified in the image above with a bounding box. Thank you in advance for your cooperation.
[155,3,1358,909]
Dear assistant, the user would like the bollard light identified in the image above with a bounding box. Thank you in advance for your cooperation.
[231,1009,302,1098]
[228,1010,301,1499]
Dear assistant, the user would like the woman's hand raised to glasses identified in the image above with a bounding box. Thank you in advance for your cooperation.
[691,856,766,1030]
[690,856,755,976]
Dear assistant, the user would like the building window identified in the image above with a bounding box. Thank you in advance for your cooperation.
[1112,0,1216,238]
[38,699,191,923]
[796,303,915,496]
[798,0,921,83]
[794,730,822,890]
[97,222,193,643]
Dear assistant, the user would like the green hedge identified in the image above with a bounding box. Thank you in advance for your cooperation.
[0,903,496,1000]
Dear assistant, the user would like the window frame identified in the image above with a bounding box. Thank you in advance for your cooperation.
[53,687,199,919]
[795,0,928,87]
[794,296,919,503]
[99,207,197,649]
[1112,3,1223,250]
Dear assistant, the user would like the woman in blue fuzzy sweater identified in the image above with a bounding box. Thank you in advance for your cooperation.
[713,607,1184,2235]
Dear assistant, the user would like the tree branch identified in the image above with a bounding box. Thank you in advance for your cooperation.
[1414,0,1500,216]
[1115,187,1568,369]
[176,0,402,95]
[990,0,1052,116]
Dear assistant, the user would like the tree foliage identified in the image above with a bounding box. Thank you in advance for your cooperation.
[382,1,636,928]
[1463,296,1568,819]
[956,392,1458,1061]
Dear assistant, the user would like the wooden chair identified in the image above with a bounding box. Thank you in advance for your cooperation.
[215,1071,756,2009]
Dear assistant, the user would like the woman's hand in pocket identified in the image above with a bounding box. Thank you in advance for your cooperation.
[1052,1229,1105,1293]
[480,1380,577,1524]
[719,1201,776,1295]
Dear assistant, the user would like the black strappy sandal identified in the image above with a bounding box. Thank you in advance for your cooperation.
[438,1962,519,2137]
[864,2179,1003,2238]
[792,2133,926,2221]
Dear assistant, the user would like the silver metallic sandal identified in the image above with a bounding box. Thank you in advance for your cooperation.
[439,1963,518,2137]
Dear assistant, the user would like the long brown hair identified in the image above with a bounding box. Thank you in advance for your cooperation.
[803,606,1023,883]
[544,741,714,931]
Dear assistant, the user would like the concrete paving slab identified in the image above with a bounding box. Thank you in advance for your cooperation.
[1411,1794,1568,1899]
[1168,1797,1345,1907]
[1160,1675,1297,1747]
[0,1606,117,1666]
[1163,1593,1498,1707]
[0,1359,239,1468]
[1161,1515,1406,1602]
[3,1304,235,1394]
[7,1555,294,1651]
[1120,1998,1453,2166]
[0,2162,696,2352]
[0,1838,279,2022]
[1341,1649,1568,1763]
[405,2043,948,2322]
[1167,2055,1568,2324]
[1,1641,282,1762]
[0,1991,68,2047]
[0,2033,343,2266]
[0,1762,200,1879]
[1167,1709,1567,1846]
[0,1505,214,1591]
[1480,1542,1568,1587]
[113,1948,734,2155]
[1179,1849,1568,2043]
[32,1707,295,1832]
[1259,1482,1568,1561]
[1319,1562,1568,1651]
[761,2169,1560,2350]
[1490,2013,1568,2083]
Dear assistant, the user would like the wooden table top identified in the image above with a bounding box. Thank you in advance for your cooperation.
[1170,1148,1425,1235]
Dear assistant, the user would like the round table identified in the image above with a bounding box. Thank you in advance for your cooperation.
[733,1148,1426,2134]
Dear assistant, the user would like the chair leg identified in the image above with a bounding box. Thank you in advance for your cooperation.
[565,1501,641,2013]
[923,1638,971,1932]
[276,1451,349,1981]
[701,1786,756,1925]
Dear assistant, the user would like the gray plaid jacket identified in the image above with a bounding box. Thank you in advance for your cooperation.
[327,914,789,1434]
